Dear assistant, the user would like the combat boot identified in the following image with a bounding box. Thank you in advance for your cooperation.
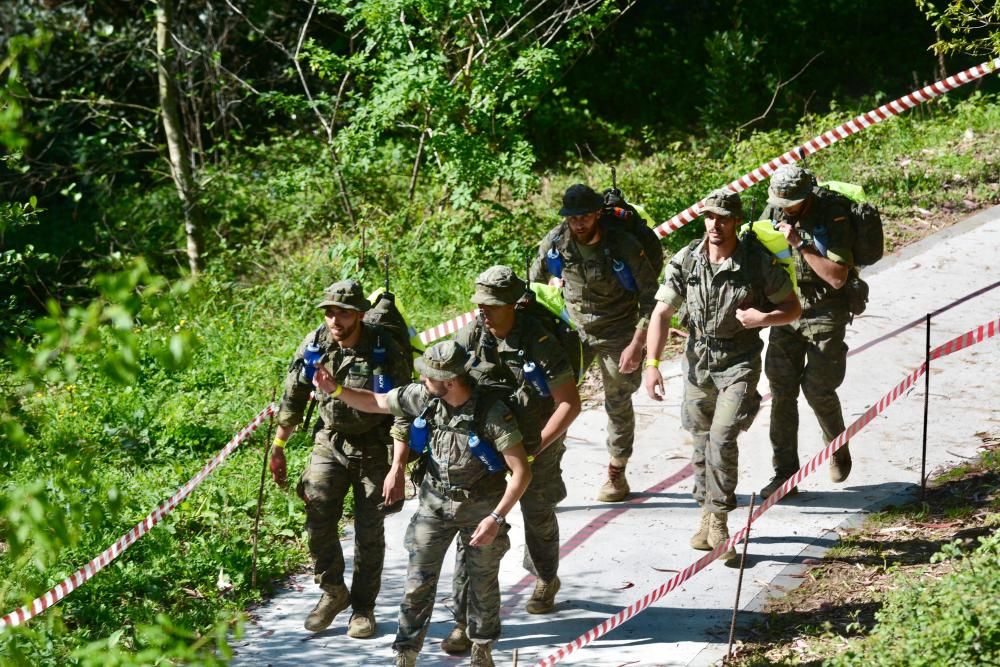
[596,462,629,502]
[470,642,495,667]
[707,512,738,565]
[760,475,797,500]
[440,623,471,654]
[303,584,349,632]
[346,610,376,639]
[690,508,711,550]
[393,650,417,667]
[526,575,561,614]
[830,443,852,483]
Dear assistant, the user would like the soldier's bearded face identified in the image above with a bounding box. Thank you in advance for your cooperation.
[565,211,602,244]
[422,377,448,397]
[324,306,363,344]
[705,213,739,246]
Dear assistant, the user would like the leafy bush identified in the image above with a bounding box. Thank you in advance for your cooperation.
[828,533,1000,666]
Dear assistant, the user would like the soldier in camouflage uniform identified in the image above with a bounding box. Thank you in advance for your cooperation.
[531,184,658,502]
[320,341,532,667]
[644,190,800,563]
[269,280,411,638]
[437,266,580,654]
[760,165,856,498]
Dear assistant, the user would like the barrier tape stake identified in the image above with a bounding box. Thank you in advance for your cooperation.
[252,387,278,588]
[726,492,757,662]
[921,314,931,500]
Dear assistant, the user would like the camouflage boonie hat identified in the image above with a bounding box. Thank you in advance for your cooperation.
[316,279,371,311]
[701,189,743,218]
[471,265,527,306]
[415,340,473,380]
[559,183,604,217]
[768,165,814,208]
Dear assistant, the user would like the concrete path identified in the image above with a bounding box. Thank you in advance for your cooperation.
[232,206,1000,667]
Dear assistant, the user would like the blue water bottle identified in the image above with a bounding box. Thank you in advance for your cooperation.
[612,258,638,292]
[372,337,393,393]
[523,360,550,397]
[468,432,504,473]
[302,343,323,382]
[545,248,564,279]
[409,409,430,455]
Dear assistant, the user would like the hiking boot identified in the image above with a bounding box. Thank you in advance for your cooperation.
[525,576,561,614]
[394,650,417,667]
[470,642,495,667]
[760,475,798,500]
[707,512,738,565]
[690,509,711,551]
[303,584,349,632]
[830,443,852,483]
[596,463,629,502]
[440,623,471,654]
[346,610,376,639]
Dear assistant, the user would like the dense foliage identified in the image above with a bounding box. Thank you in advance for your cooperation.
[829,531,1000,667]
[2,0,1000,663]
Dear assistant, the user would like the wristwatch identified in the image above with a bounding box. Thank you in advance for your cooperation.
[795,238,812,251]
[489,511,507,527]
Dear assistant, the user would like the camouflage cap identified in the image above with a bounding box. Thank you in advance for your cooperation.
[701,189,743,218]
[767,165,814,208]
[559,183,605,217]
[471,265,527,306]
[316,279,371,311]
[415,340,473,381]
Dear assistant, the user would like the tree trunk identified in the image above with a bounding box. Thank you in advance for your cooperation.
[155,0,201,276]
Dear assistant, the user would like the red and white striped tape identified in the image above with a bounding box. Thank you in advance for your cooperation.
[0,403,278,630]
[533,316,999,666]
[654,58,1000,237]
[415,58,999,346]
[417,308,477,346]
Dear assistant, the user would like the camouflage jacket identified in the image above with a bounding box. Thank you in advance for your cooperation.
[762,185,854,313]
[530,220,658,346]
[277,322,411,439]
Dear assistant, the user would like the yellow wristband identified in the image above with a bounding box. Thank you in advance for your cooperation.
[527,455,535,465]
[644,358,660,369]
[331,383,344,398]
[272,437,286,449]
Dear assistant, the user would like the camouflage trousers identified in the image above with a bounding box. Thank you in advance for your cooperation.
[765,319,849,478]
[682,366,761,514]
[451,438,568,623]
[582,339,642,460]
[296,429,389,611]
[393,482,510,653]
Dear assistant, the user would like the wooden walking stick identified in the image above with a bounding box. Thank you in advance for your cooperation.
[251,387,277,588]
[726,492,757,662]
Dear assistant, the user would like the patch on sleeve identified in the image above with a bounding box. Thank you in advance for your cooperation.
[503,412,514,422]
[538,335,549,343]
[833,216,849,223]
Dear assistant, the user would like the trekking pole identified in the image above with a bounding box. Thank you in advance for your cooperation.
[384,254,391,294]
[749,195,758,224]
[251,387,278,588]
[921,314,931,500]
[726,492,757,662]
